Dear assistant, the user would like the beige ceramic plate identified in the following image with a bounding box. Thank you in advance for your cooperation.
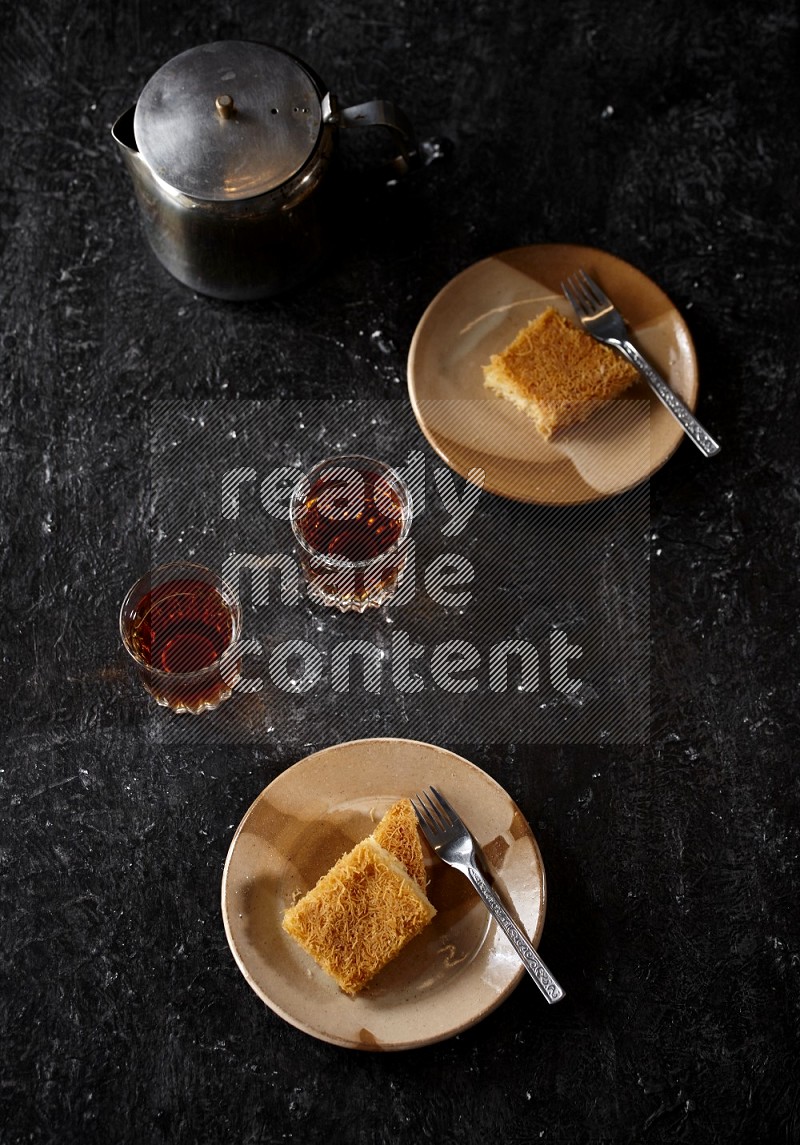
[407,243,699,504]
[221,737,546,1050]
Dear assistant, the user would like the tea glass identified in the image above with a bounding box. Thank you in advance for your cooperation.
[119,561,242,713]
[289,455,412,612]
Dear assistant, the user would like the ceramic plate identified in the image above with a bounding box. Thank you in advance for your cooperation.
[407,243,699,504]
[221,737,546,1050]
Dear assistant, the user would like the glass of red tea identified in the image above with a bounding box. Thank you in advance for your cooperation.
[119,562,242,713]
[290,455,412,612]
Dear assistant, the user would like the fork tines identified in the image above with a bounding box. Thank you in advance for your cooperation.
[561,269,612,319]
[412,786,453,831]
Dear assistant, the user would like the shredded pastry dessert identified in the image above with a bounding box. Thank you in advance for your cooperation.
[371,797,427,891]
[482,305,639,439]
[282,801,435,995]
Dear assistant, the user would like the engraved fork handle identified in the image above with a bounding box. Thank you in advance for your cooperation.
[465,864,566,1004]
[616,339,721,458]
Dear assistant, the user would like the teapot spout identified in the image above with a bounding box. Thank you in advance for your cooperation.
[111,106,138,153]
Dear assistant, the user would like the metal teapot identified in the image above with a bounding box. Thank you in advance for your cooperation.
[112,41,417,300]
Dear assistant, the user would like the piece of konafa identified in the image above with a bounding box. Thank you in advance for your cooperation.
[282,837,436,995]
[482,306,639,439]
[371,798,428,891]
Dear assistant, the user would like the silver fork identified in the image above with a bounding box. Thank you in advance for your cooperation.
[562,269,720,458]
[412,787,565,1004]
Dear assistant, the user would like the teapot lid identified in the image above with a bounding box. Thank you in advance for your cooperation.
[133,41,325,201]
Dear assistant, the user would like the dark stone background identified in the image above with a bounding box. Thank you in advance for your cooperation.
[2,0,799,1141]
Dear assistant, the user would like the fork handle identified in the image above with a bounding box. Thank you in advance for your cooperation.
[465,864,565,1004]
[616,339,720,458]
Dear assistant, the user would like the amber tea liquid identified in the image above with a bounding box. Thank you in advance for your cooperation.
[297,469,404,559]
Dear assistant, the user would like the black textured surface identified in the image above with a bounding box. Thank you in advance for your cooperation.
[2,1,799,1142]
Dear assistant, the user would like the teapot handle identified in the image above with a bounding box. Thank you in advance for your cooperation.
[323,94,418,174]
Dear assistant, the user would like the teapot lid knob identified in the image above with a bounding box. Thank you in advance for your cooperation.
[215,94,235,119]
